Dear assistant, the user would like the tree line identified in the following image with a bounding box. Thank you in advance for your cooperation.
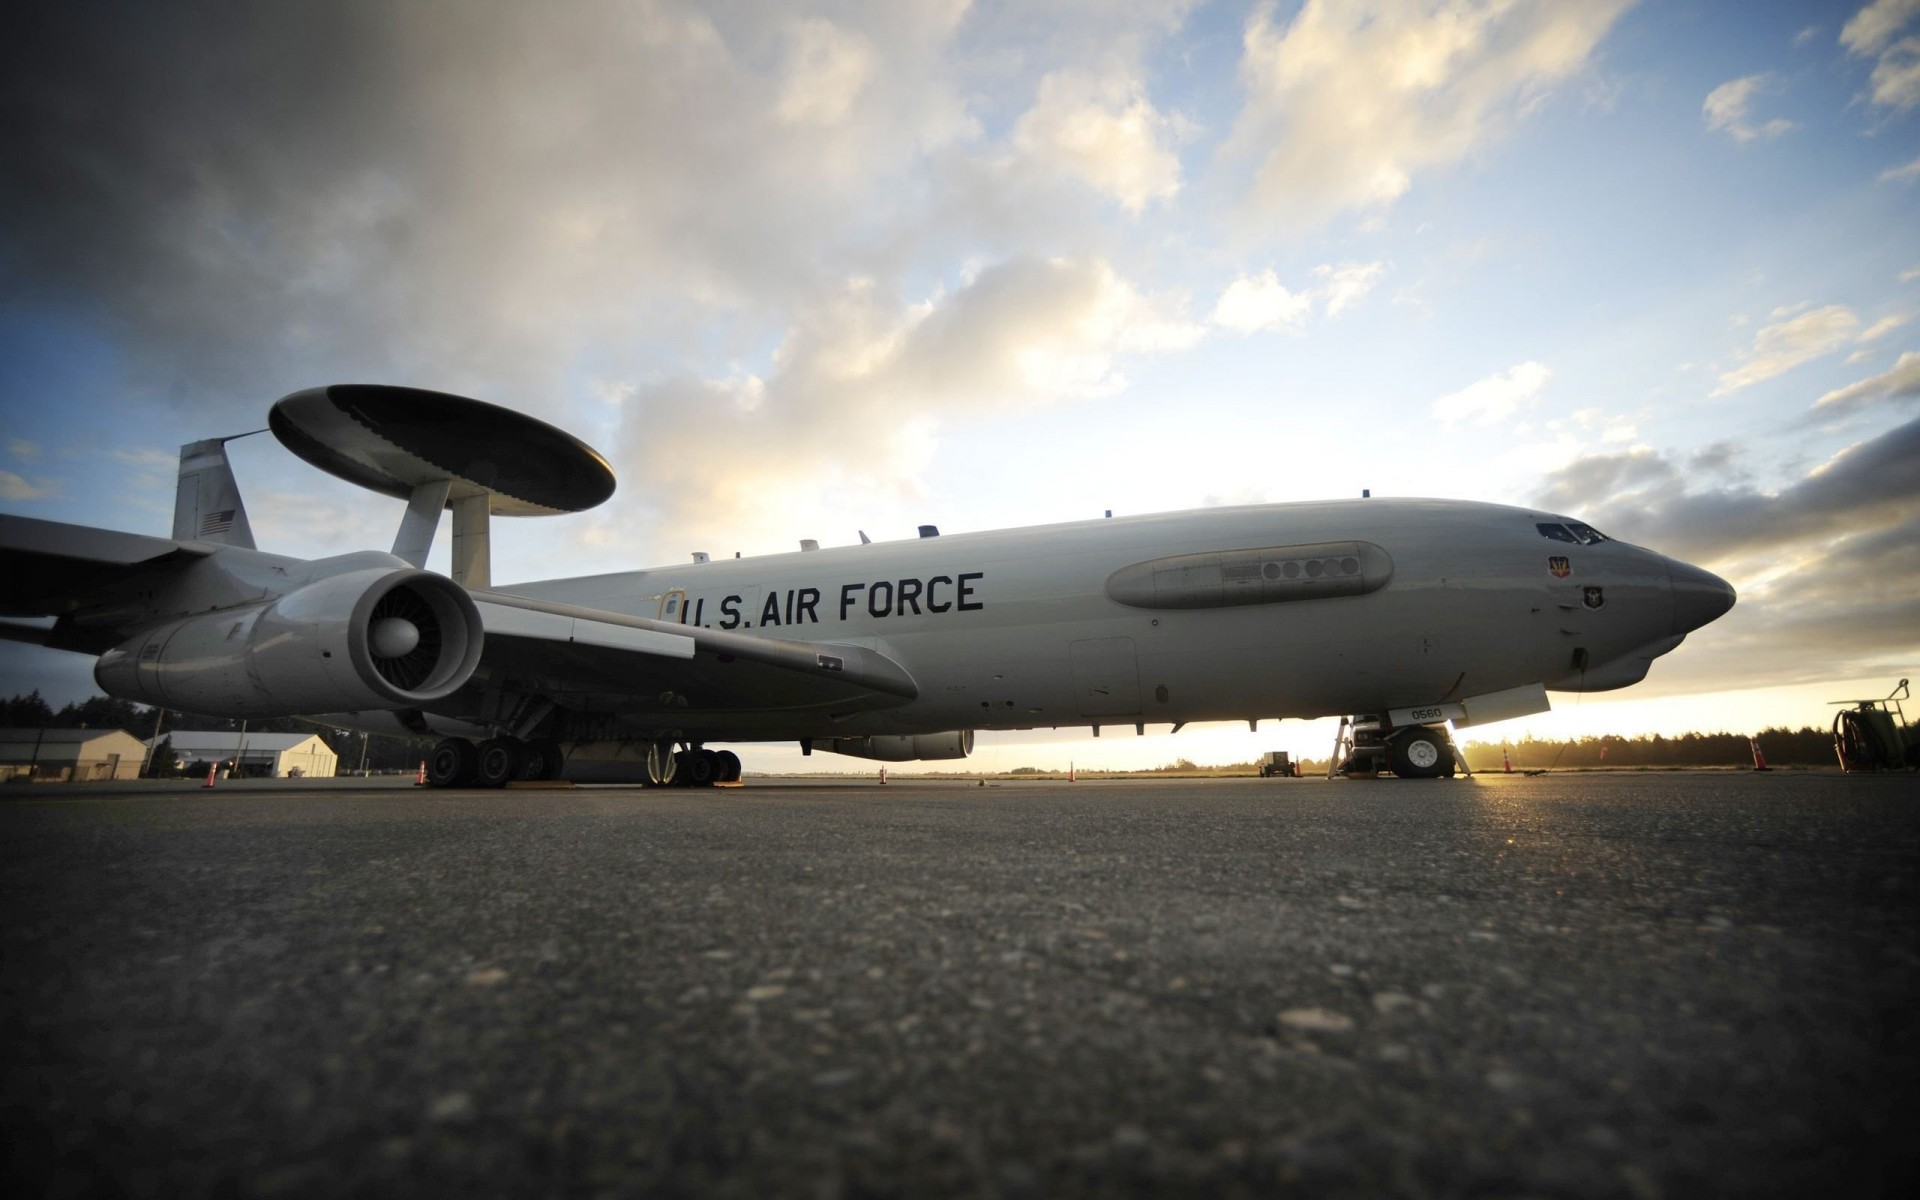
[1455,727,1887,771]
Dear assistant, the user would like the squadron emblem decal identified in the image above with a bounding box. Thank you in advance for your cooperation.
[1583,586,1605,610]
[1548,556,1571,578]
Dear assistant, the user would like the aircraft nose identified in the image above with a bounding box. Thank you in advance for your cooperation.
[1668,558,1736,635]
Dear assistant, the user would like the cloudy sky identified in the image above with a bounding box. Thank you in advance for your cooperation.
[2,0,1917,770]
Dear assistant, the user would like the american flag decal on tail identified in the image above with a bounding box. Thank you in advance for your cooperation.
[199,510,236,537]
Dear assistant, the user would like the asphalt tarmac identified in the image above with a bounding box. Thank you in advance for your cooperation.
[2,771,1916,1198]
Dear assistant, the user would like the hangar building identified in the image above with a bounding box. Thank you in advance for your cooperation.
[155,732,338,779]
[0,728,148,781]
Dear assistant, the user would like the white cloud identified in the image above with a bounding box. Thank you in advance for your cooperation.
[1702,74,1796,141]
[1713,304,1860,394]
[1842,0,1920,111]
[1859,313,1912,341]
[1210,260,1387,332]
[1012,70,1185,213]
[0,471,52,501]
[1211,270,1312,333]
[1841,0,1920,55]
[1813,350,1920,414]
[1222,0,1634,231]
[775,18,876,126]
[1431,361,1551,425]
[1314,261,1387,316]
[7,439,38,461]
[0,1,983,415]
[1882,153,1920,181]
[610,256,1204,548]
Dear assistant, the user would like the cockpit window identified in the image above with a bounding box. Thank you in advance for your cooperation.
[1538,521,1610,545]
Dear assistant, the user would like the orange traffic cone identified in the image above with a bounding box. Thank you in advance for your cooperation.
[415,759,427,786]
[1501,747,1513,773]
[203,761,218,788]
[1068,761,1076,782]
[1749,737,1771,772]
[878,766,888,785]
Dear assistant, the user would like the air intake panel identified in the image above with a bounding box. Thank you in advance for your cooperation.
[95,569,482,717]
[1106,540,1393,609]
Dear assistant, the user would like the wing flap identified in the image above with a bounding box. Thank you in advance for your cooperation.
[466,589,918,722]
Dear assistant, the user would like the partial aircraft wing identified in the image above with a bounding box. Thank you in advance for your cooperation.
[0,514,219,651]
[469,590,919,725]
[0,515,215,614]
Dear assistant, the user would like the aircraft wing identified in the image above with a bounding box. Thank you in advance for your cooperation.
[467,590,920,723]
[0,515,216,615]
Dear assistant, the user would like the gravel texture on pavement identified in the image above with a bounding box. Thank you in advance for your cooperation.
[2,771,1916,1197]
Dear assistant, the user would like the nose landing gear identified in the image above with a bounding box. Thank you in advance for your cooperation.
[1329,717,1462,780]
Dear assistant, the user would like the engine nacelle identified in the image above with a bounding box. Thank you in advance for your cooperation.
[824,731,975,762]
[95,568,482,717]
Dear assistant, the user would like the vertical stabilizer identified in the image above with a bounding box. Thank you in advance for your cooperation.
[173,438,258,549]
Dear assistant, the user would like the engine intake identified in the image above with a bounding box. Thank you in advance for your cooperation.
[824,731,974,762]
[95,568,482,717]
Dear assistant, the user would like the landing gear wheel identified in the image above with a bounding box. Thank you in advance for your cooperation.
[642,741,678,788]
[426,737,478,788]
[520,737,565,781]
[476,737,524,788]
[680,749,718,788]
[714,750,741,783]
[1388,728,1450,780]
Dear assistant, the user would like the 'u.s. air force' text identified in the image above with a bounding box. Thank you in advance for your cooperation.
[678,572,985,629]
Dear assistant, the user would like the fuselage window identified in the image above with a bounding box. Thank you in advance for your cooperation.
[1564,522,1609,545]
[1536,522,1579,543]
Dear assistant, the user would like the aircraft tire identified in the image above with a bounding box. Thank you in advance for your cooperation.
[521,737,565,781]
[426,737,479,788]
[475,737,524,788]
[715,750,741,783]
[682,749,718,788]
[1388,727,1449,780]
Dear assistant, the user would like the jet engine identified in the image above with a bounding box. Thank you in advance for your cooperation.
[95,568,482,717]
[824,731,975,762]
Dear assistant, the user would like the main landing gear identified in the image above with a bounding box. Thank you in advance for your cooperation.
[642,742,741,789]
[422,737,743,788]
[425,735,566,788]
[660,741,748,787]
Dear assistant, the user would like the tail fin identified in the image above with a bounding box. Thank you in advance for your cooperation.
[173,437,259,549]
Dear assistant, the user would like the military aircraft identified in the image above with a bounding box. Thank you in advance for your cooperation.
[0,385,1735,786]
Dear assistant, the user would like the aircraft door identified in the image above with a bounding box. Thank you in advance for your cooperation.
[1070,637,1142,716]
[658,589,689,623]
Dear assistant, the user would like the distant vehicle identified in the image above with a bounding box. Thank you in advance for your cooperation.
[0,385,1736,787]
[1259,751,1297,778]
[1831,679,1917,772]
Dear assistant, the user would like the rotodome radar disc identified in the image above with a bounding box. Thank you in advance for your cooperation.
[268,384,615,515]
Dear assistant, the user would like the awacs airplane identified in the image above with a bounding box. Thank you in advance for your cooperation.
[0,386,1735,786]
